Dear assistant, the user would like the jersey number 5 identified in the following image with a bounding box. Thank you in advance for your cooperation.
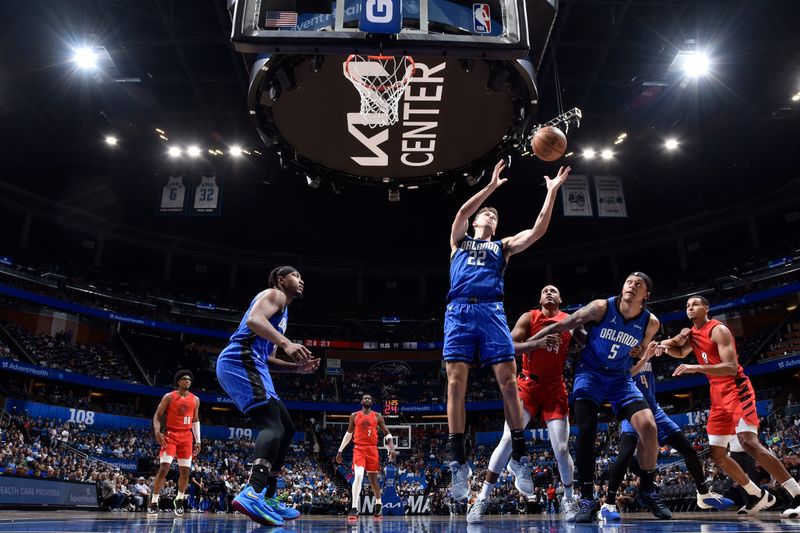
[467,250,486,266]
[608,344,620,359]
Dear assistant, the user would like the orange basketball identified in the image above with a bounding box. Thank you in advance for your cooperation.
[532,126,567,162]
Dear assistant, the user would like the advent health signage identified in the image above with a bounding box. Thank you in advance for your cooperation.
[0,477,98,509]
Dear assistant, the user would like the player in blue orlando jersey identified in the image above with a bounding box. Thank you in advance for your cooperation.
[445,158,571,502]
[600,343,733,522]
[216,266,320,527]
[530,273,667,523]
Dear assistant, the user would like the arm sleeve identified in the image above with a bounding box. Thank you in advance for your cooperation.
[192,421,201,442]
[338,431,353,453]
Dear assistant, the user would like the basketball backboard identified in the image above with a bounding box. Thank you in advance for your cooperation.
[230,0,548,59]
[230,0,560,192]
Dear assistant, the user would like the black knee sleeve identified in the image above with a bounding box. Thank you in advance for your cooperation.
[665,431,708,493]
[574,400,599,496]
[249,400,286,467]
[608,432,638,498]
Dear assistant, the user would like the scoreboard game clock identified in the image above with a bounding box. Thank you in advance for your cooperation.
[383,398,401,420]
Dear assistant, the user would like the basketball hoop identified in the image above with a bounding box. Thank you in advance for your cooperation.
[344,54,415,128]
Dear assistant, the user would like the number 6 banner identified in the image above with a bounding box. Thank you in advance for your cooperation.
[359,0,402,34]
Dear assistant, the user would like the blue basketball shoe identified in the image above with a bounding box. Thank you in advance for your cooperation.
[266,497,301,520]
[232,484,285,526]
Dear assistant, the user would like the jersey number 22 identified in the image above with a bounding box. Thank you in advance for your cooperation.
[467,250,486,266]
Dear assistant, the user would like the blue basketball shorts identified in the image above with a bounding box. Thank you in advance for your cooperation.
[442,301,515,366]
[216,343,279,415]
[572,369,646,416]
[621,404,681,444]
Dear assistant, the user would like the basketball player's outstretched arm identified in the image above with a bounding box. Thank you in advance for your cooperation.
[502,166,571,258]
[627,315,662,373]
[246,289,311,362]
[659,328,694,359]
[268,356,321,373]
[152,393,172,445]
[335,413,357,464]
[376,413,396,458]
[673,325,739,377]
[510,311,560,355]
[450,159,508,254]
[526,299,607,342]
[630,341,660,375]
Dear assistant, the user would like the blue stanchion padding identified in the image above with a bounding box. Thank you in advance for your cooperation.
[360,0,402,34]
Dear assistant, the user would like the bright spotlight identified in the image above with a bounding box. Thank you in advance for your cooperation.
[104,136,118,146]
[792,92,800,102]
[229,145,243,157]
[168,146,182,158]
[600,149,613,160]
[583,149,596,159]
[665,138,680,150]
[72,47,98,71]
[186,145,201,158]
[683,52,710,78]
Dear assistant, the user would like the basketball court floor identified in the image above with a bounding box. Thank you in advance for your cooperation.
[0,512,797,533]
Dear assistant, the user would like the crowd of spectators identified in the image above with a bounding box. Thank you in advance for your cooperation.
[1,398,799,516]
[2,323,136,382]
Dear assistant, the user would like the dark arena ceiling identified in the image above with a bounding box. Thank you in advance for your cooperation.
[0,0,799,265]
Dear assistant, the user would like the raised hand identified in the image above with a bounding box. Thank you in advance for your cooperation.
[284,341,312,362]
[488,159,508,190]
[297,358,321,374]
[544,166,571,192]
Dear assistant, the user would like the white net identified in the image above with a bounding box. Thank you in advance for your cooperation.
[344,55,415,128]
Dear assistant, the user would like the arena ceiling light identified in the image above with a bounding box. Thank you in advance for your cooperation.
[680,51,711,78]
[229,145,243,157]
[600,149,614,160]
[186,145,201,158]
[792,92,800,102]
[583,149,596,159]
[72,46,98,70]
[104,136,117,146]
[665,138,680,150]
[167,146,182,158]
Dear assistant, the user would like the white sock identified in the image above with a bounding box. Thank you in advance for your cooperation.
[176,491,185,500]
[743,481,762,497]
[782,478,800,498]
[150,494,159,504]
[564,484,574,500]
[479,481,494,500]
[375,497,382,504]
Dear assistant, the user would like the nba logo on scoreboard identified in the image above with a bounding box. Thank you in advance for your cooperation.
[473,3,491,34]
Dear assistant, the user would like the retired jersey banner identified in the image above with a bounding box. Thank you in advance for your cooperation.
[595,175,627,217]
[191,175,222,215]
[159,175,186,213]
[561,174,593,216]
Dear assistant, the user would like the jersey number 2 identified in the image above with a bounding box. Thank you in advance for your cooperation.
[467,250,486,266]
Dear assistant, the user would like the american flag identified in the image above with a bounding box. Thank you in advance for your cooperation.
[262,11,298,28]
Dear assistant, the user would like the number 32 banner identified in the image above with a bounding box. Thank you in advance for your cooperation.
[192,175,223,215]
[359,0,402,34]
